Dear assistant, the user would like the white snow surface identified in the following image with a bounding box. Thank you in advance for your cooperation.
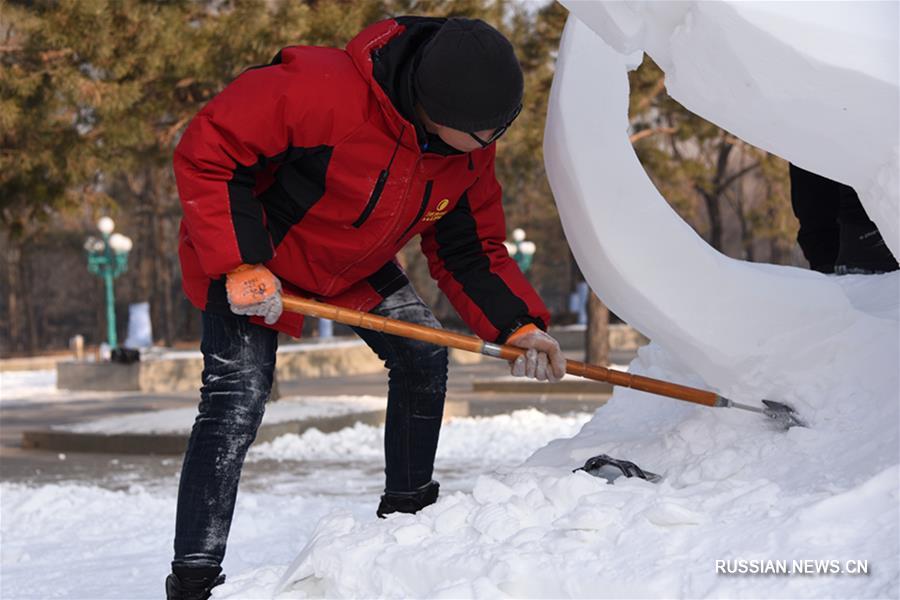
[0,369,57,403]
[0,369,117,406]
[262,338,898,599]
[0,410,591,599]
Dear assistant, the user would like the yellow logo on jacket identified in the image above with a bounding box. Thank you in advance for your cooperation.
[423,198,451,222]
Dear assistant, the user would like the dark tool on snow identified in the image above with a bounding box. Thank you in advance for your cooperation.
[281,295,806,429]
[574,454,662,483]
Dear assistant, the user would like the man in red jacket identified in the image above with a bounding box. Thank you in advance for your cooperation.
[167,16,565,599]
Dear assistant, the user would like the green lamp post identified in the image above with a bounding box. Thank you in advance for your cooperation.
[504,228,537,274]
[84,217,132,350]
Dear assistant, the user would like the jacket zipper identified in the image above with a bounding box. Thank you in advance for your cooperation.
[352,169,387,228]
[396,180,433,242]
[352,127,404,228]
[325,153,422,296]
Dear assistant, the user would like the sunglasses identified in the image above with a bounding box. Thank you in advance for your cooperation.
[469,104,523,148]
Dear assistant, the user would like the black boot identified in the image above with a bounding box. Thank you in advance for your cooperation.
[165,564,225,600]
[376,480,440,518]
[834,223,899,274]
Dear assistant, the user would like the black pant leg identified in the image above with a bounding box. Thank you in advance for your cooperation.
[789,163,840,273]
[350,284,449,492]
[173,312,278,568]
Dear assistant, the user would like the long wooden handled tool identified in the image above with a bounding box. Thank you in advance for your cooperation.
[281,295,805,429]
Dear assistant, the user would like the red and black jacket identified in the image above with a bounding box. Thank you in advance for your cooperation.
[174,16,550,341]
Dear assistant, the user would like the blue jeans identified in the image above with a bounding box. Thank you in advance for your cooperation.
[172,284,448,568]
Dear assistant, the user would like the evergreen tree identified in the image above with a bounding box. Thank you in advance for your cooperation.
[0,0,801,354]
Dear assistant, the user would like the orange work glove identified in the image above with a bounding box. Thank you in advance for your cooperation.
[225,264,283,325]
[506,323,566,382]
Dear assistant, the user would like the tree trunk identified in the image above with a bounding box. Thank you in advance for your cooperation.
[732,189,755,262]
[20,253,39,353]
[129,171,154,302]
[585,291,609,365]
[152,171,175,346]
[702,191,724,251]
[769,228,790,265]
[700,138,734,252]
[6,243,23,353]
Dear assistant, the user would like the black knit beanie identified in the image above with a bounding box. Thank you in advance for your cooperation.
[413,18,523,132]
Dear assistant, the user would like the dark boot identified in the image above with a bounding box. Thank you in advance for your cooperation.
[834,223,899,274]
[376,480,440,518]
[165,564,225,600]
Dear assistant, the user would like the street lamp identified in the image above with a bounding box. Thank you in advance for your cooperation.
[505,228,537,274]
[84,217,132,350]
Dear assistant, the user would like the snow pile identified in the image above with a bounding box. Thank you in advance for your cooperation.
[250,329,897,598]
[249,409,591,465]
[227,4,899,598]
[266,461,897,597]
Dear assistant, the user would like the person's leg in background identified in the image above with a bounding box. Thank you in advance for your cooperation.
[350,284,449,517]
[167,311,278,600]
[789,163,841,273]
[834,182,899,274]
[789,163,898,274]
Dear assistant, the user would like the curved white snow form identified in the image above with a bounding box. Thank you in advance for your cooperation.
[559,1,899,259]
[235,5,899,599]
[545,3,899,409]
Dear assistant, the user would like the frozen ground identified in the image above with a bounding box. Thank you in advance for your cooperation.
[0,406,591,599]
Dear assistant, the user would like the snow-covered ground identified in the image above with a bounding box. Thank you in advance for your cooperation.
[258,327,899,599]
[0,369,56,396]
[1,409,591,599]
[0,369,91,406]
[3,2,898,599]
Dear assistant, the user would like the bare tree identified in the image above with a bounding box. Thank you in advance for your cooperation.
[585,291,609,365]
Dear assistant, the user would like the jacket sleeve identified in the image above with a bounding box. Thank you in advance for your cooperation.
[420,149,551,343]
[173,49,359,277]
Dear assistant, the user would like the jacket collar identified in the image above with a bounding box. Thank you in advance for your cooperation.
[346,17,466,157]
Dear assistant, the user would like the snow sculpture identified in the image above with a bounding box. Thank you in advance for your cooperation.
[556,1,899,258]
[544,2,899,411]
